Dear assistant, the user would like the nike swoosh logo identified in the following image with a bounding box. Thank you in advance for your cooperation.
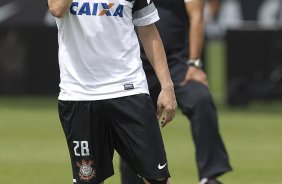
[0,2,20,22]
[158,163,167,169]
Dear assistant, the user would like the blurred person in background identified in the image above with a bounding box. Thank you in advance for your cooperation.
[120,0,232,183]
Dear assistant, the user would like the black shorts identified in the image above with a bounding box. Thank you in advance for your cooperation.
[58,94,170,184]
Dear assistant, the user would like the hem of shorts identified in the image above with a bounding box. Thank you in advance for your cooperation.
[94,172,114,184]
[200,165,233,180]
[139,172,170,180]
[58,89,149,101]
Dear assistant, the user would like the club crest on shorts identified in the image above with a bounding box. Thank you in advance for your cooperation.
[76,160,95,181]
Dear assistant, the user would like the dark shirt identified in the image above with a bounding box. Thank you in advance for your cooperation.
[142,0,189,69]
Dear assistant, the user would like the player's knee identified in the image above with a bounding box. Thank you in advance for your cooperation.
[194,86,211,103]
[145,177,168,184]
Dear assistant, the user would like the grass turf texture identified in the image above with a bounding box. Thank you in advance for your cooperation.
[1,97,282,184]
[1,41,282,183]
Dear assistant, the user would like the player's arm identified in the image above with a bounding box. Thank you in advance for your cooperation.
[181,0,208,86]
[137,24,177,127]
[47,0,72,18]
[186,0,204,59]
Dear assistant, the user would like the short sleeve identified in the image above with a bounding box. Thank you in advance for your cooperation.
[132,0,160,26]
[184,0,195,2]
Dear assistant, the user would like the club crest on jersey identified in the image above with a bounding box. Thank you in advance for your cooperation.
[76,160,95,181]
[70,2,124,17]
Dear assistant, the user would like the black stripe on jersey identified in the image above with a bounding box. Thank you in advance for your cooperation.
[133,0,153,12]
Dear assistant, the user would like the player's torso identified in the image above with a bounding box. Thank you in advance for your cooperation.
[56,0,149,101]
[59,0,136,61]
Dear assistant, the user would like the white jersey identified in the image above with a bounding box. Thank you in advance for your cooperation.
[55,0,159,100]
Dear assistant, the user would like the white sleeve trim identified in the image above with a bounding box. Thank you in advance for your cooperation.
[184,0,196,2]
[133,10,160,26]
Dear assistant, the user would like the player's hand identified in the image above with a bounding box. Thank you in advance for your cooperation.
[180,66,208,86]
[156,86,177,128]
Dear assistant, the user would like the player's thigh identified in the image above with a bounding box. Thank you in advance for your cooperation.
[175,81,212,111]
[107,94,170,179]
[58,100,114,184]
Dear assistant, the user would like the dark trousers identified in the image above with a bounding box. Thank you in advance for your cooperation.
[120,61,232,183]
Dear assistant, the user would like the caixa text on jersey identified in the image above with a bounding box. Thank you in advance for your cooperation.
[70,2,124,17]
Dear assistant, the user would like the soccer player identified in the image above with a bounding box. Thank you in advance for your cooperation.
[120,0,232,183]
[47,0,177,184]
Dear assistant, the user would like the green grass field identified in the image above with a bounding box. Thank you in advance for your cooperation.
[1,41,282,184]
[1,97,282,184]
